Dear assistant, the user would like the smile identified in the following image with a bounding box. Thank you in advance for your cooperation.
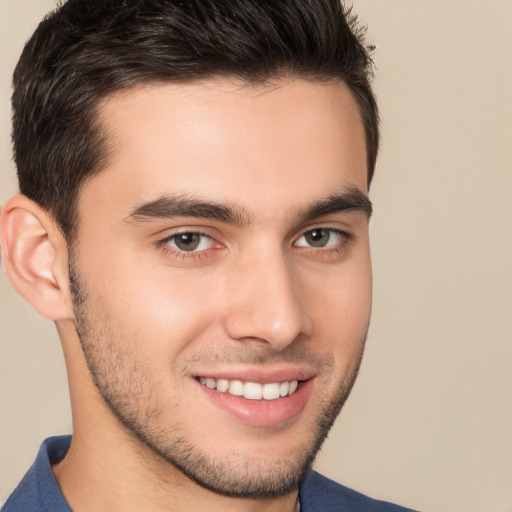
[198,377,299,400]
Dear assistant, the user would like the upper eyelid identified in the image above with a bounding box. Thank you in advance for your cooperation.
[156,225,352,246]
[157,228,217,243]
[165,230,212,239]
[295,226,352,240]
[294,227,351,244]
[160,231,215,247]
[296,216,355,232]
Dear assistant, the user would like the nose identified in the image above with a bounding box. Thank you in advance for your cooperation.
[222,249,311,350]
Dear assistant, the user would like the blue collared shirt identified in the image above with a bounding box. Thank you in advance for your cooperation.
[2,436,418,512]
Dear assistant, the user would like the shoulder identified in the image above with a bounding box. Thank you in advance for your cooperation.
[299,471,419,512]
[2,463,41,512]
[2,436,72,512]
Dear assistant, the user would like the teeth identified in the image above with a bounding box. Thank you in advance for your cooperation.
[262,383,280,400]
[199,377,300,400]
[244,382,263,400]
[216,379,229,392]
[228,380,244,396]
[279,381,290,397]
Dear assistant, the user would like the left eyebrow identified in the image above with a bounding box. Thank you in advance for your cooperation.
[298,187,373,222]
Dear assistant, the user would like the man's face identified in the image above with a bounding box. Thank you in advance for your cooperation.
[70,79,372,497]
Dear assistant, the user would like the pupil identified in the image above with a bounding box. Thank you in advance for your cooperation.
[175,233,200,251]
[306,229,329,247]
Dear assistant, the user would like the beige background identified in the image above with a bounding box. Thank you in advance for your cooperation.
[1,1,511,511]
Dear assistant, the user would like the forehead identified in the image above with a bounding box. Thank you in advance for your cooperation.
[80,78,368,222]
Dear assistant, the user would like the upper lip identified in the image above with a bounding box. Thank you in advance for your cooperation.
[191,365,316,384]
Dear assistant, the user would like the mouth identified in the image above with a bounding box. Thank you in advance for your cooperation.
[198,377,300,401]
[194,373,314,427]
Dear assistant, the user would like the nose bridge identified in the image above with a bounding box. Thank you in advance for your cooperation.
[223,245,308,348]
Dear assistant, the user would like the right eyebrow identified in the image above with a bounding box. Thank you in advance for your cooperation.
[124,195,252,226]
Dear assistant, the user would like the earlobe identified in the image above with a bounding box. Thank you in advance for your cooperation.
[0,194,73,321]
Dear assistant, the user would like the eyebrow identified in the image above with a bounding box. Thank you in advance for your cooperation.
[126,194,251,225]
[125,187,372,226]
[299,187,373,222]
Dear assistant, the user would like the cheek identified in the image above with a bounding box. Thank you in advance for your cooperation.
[303,258,372,352]
[78,243,225,358]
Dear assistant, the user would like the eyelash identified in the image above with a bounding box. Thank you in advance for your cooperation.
[293,228,354,262]
[157,227,353,261]
[158,232,219,260]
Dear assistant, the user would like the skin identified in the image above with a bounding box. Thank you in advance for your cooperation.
[1,78,372,512]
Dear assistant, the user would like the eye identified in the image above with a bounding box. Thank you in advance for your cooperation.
[165,232,214,252]
[295,228,346,248]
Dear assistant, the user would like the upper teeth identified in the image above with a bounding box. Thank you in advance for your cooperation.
[199,377,299,400]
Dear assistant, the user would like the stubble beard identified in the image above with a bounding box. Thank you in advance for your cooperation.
[69,260,366,498]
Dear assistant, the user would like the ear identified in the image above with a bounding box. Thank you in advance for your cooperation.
[0,194,74,321]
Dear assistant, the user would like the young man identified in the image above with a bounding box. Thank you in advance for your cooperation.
[1,1,417,511]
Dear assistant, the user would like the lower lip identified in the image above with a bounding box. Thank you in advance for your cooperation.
[196,379,314,427]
